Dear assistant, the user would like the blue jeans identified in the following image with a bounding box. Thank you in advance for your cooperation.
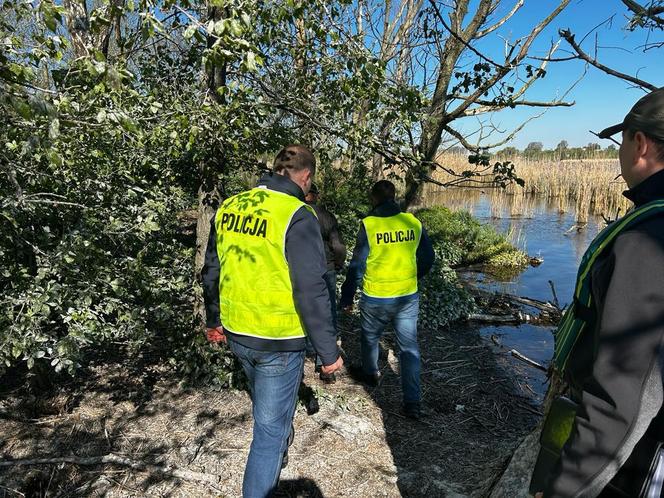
[359,294,421,404]
[228,340,305,498]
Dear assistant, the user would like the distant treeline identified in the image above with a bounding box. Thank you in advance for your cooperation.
[446,141,619,161]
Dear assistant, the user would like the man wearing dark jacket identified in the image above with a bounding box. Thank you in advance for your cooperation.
[304,184,347,383]
[202,144,342,498]
[534,88,664,497]
[339,180,434,420]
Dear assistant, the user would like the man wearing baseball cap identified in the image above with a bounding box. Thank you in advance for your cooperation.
[532,87,664,497]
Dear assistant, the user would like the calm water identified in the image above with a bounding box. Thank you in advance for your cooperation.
[423,191,606,398]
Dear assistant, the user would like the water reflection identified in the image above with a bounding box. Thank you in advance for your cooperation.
[419,189,606,399]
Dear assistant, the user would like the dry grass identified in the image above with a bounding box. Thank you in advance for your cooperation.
[428,154,631,223]
[0,315,539,498]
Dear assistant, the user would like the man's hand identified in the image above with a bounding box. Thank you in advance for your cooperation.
[534,492,543,498]
[320,356,343,375]
[206,326,226,344]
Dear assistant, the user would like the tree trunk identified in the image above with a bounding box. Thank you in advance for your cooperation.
[62,0,121,58]
[193,182,220,322]
[62,0,92,57]
[193,5,227,323]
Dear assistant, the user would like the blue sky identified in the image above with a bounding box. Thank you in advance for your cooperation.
[456,0,661,149]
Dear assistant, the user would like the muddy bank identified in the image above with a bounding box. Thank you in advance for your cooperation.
[0,311,541,497]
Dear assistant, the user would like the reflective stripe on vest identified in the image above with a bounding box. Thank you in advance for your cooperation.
[553,199,664,373]
[362,213,422,298]
[215,187,314,340]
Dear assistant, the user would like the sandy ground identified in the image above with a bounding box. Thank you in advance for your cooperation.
[0,313,542,497]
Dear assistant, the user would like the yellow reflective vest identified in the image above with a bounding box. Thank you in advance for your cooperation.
[215,187,314,340]
[362,213,422,298]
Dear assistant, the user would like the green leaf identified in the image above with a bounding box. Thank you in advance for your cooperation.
[48,150,63,167]
[241,13,251,29]
[44,12,57,32]
[245,51,257,72]
[119,116,139,134]
[49,118,60,139]
[213,20,226,35]
[229,19,243,37]
[11,97,33,120]
[183,24,197,40]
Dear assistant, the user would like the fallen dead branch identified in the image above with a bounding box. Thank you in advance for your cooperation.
[468,313,520,324]
[490,334,548,372]
[508,295,559,314]
[467,287,563,326]
[509,349,547,372]
[0,453,220,487]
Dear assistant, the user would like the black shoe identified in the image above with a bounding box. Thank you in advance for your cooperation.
[306,396,320,415]
[319,371,336,384]
[281,426,295,469]
[348,364,381,387]
[403,402,422,420]
[299,383,320,415]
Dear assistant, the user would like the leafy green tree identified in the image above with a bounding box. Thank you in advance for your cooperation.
[0,0,417,379]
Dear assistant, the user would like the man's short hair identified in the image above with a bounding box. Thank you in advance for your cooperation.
[371,180,396,204]
[273,144,316,177]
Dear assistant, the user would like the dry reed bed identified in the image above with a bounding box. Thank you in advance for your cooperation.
[428,154,632,223]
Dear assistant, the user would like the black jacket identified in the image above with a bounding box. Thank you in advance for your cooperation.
[545,168,664,497]
[309,203,346,271]
[201,173,339,366]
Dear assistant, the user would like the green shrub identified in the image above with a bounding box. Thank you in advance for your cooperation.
[418,263,475,329]
[415,206,526,269]
[316,160,373,247]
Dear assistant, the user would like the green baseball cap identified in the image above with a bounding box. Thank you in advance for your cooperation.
[599,87,664,141]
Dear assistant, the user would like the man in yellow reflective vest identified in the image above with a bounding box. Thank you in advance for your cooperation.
[532,88,664,497]
[340,180,434,420]
[202,144,343,498]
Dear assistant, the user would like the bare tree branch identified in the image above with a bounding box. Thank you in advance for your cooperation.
[528,54,578,62]
[443,110,544,152]
[428,0,506,69]
[444,1,570,124]
[457,40,572,117]
[461,99,574,115]
[622,0,664,26]
[475,0,524,38]
[559,29,658,91]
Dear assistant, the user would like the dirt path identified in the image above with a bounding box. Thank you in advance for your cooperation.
[0,315,541,497]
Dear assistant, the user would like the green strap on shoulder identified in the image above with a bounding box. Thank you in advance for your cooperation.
[553,199,664,373]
